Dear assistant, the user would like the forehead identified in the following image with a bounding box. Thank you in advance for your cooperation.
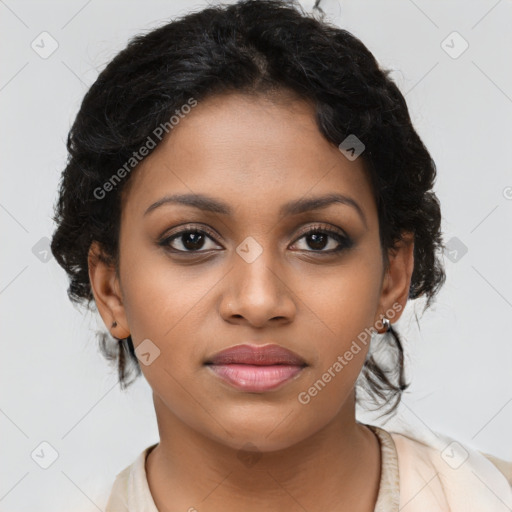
[121,92,376,225]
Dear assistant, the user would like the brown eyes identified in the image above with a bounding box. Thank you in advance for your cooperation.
[158,223,353,255]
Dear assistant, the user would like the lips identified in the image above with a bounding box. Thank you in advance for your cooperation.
[205,344,307,392]
[205,343,306,366]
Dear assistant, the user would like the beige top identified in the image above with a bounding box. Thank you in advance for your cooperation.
[103,424,512,512]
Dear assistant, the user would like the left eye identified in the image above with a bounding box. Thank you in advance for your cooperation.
[291,229,351,253]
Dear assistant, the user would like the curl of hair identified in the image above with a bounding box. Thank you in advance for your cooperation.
[50,0,445,418]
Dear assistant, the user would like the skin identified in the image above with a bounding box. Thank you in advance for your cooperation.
[89,91,414,512]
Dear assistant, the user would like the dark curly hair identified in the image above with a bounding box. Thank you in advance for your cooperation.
[50,0,445,419]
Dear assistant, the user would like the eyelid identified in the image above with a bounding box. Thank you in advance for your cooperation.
[292,222,348,241]
[160,223,223,244]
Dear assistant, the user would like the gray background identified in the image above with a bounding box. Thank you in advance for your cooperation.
[1,0,511,510]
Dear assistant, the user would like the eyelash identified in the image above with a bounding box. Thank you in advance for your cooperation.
[158,223,353,255]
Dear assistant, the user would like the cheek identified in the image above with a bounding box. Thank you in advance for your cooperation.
[119,245,221,374]
[297,255,382,388]
[120,242,195,336]
[121,236,382,374]
[302,256,382,342]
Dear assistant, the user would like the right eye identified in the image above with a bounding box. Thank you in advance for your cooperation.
[158,226,223,253]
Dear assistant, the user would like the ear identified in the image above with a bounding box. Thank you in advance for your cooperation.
[374,231,414,331]
[88,241,130,339]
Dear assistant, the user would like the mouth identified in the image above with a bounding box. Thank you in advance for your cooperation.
[204,343,307,392]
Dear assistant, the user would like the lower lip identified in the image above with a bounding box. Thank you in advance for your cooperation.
[207,364,304,392]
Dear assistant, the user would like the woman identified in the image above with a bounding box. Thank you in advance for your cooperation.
[50,0,512,510]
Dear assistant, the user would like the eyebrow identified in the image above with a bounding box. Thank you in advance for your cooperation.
[144,192,367,227]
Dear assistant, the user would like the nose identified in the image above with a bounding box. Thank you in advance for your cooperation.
[219,248,297,328]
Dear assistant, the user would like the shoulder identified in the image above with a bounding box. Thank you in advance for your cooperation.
[481,452,512,486]
[386,426,512,511]
[104,459,134,512]
[104,443,159,512]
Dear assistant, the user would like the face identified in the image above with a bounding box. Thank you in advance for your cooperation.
[89,92,413,452]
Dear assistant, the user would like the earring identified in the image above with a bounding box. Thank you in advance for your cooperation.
[111,320,130,341]
[381,317,391,333]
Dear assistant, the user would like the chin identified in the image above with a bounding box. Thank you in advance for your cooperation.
[202,414,314,454]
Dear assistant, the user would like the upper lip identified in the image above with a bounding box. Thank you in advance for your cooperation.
[205,344,307,366]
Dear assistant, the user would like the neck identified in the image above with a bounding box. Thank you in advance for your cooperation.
[146,390,381,512]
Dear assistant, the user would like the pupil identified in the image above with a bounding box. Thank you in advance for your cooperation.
[183,232,204,250]
[308,233,327,250]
